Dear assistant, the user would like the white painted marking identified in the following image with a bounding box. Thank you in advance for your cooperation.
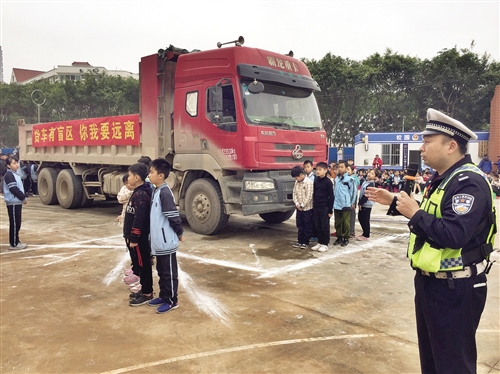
[178,266,231,325]
[21,251,86,266]
[250,243,262,268]
[178,252,265,274]
[102,252,131,286]
[258,234,409,278]
[99,333,379,374]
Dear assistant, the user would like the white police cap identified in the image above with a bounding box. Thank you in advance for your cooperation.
[420,108,477,144]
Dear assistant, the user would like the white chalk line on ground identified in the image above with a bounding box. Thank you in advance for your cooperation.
[179,266,231,325]
[99,333,379,374]
[102,252,131,286]
[21,251,87,266]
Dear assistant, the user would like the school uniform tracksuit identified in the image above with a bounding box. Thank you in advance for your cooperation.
[333,173,357,241]
[3,169,27,247]
[123,183,153,294]
[150,183,184,305]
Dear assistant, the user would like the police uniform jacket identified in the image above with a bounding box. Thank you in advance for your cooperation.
[389,155,492,266]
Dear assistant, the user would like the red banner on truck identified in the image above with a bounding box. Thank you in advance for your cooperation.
[31,114,140,147]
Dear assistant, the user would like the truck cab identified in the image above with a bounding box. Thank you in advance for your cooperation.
[141,41,328,234]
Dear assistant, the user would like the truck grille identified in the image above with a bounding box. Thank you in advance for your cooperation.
[274,144,315,150]
[276,156,315,163]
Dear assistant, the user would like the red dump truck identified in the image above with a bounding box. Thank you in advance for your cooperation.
[18,37,328,235]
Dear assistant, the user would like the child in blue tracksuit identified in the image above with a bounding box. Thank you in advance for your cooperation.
[333,160,357,246]
[147,158,184,314]
[3,157,28,250]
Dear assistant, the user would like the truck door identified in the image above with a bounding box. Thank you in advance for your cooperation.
[203,81,242,169]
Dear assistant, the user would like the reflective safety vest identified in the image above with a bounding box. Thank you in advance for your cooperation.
[408,164,497,273]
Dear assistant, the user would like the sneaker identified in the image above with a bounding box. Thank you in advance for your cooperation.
[357,235,369,241]
[9,243,27,250]
[148,297,165,306]
[330,232,337,237]
[341,239,349,247]
[310,237,318,242]
[292,242,301,248]
[123,274,140,285]
[300,244,308,249]
[129,283,142,293]
[129,290,143,299]
[156,302,179,314]
[333,238,342,246]
[317,245,329,252]
[311,243,322,251]
[123,268,134,276]
[129,293,153,307]
[350,233,356,238]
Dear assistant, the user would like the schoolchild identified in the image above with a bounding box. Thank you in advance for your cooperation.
[303,160,315,182]
[291,166,314,249]
[357,169,376,240]
[3,157,28,250]
[30,163,38,196]
[310,162,334,252]
[116,173,133,227]
[333,160,357,246]
[147,158,185,314]
[123,163,154,306]
[347,165,360,238]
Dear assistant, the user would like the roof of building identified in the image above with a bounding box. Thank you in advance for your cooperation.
[11,68,45,83]
[71,62,92,66]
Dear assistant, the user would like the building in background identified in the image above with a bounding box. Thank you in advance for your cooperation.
[353,131,489,171]
[10,61,138,84]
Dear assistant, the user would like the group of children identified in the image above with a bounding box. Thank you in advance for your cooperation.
[291,159,377,252]
[120,157,184,314]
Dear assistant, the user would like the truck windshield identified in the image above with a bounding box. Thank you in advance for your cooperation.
[240,79,322,130]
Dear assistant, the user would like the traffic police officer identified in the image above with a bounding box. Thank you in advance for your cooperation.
[366,108,497,374]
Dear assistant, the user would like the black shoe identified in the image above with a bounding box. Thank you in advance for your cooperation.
[129,290,143,300]
[334,238,342,246]
[129,293,153,306]
[341,239,349,247]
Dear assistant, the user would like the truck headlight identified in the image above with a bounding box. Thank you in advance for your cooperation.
[244,181,275,191]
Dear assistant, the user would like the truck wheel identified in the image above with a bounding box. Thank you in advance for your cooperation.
[185,179,229,235]
[259,210,295,224]
[56,169,84,209]
[80,186,93,207]
[38,168,59,205]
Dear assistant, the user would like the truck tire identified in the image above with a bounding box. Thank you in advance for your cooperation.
[38,168,59,205]
[259,210,295,224]
[185,179,229,235]
[80,189,94,208]
[56,169,84,209]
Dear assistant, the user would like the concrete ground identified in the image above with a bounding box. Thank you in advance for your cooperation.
[0,196,499,374]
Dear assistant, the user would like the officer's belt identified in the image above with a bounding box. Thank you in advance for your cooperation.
[419,261,486,279]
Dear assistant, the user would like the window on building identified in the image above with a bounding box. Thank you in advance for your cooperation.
[382,144,400,166]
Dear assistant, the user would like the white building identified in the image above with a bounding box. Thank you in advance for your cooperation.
[353,131,489,170]
[11,61,138,84]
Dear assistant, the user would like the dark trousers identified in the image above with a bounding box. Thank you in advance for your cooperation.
[7,204,22,247]
[414,271,487,374]
[126,238,153,294]
[156,253,178,305]
[334,209,350,240]
[296,209,313,245]
[358,207,372,238]
[313,206,330,245]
